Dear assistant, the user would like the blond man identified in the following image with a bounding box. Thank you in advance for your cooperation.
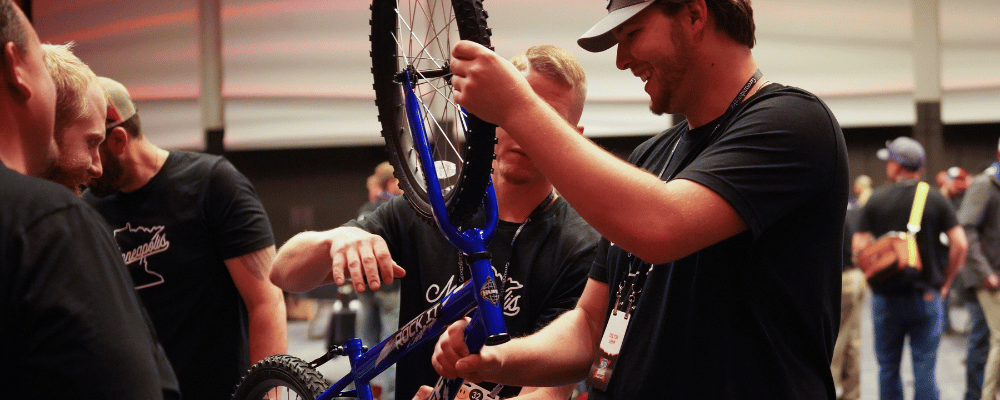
[39,43,104,195]
[272,45,599,400]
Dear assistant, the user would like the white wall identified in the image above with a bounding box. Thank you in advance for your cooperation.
[34,0,1000,150]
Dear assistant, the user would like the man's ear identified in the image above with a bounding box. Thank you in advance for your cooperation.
[685,0,708,29]
[104,126,130,156]
[2,42,32,101]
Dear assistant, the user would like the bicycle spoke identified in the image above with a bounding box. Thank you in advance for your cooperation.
[413,80,466,168]
[396,0,453,70]
[373,0,496,225]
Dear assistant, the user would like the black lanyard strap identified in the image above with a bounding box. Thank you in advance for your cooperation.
[499,190,556,293]
[656,69,763,180]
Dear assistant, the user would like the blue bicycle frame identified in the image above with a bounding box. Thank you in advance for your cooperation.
[315,67,507,400]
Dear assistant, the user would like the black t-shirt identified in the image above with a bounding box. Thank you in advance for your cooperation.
[858,179,959,294]
[589,84,848,399]
[348,194,599,399]
[1,163,176,399]
[84,151,275,400]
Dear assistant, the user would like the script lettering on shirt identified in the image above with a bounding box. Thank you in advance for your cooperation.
[426,267,523,317]
[114,223,170,290]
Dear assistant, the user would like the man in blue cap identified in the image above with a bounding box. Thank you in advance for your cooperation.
[853,136,967,400]
[432,0,849,398]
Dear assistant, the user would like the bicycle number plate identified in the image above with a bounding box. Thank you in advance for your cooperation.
[460,381,500,400]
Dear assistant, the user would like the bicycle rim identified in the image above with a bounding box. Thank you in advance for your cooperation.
[231,355,327,400]
[371,0,496,227]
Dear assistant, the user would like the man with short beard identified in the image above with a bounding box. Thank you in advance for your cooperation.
[40,43,104,195]
[85,76,287,400]
[432,1,848,399]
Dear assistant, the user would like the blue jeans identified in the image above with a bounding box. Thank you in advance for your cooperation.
[872,291,944,400]
[967,300,990,400]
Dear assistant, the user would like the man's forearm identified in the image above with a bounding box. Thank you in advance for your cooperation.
[491,306,600,387]
[271,230,335,292]
[248,300,288,363]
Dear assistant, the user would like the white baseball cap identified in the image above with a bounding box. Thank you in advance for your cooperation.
[578,0,658,53]
[98,76,136,128]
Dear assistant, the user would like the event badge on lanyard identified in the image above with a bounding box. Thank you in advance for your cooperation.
[587,303,630,390]
[587,250,651,391]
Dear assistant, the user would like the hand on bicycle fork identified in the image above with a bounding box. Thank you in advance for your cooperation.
[329,226,406,292]
[450,40,537,128]
[432,317,503,383]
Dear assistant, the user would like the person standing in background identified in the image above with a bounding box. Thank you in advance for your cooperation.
[834,175,872,400]
[853,137,967,400]
[955,139,1000,400]
[852,174,873,209]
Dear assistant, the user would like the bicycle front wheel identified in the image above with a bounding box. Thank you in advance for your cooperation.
[231,355,327,400]
[371,0,496,227]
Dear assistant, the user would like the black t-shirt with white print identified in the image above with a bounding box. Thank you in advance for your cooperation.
[348,194,599,399]
[85,151,274,400]
[588,83,848,400]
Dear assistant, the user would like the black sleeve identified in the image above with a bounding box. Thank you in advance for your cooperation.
[205,159,275,260]
[588,238,613,284]
[675,90,842,238]
[10,205,169,399]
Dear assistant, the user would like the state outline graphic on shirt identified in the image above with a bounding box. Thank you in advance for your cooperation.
[114,223,171,290]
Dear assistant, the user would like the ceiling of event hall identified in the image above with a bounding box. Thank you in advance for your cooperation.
[34,0,1000,150]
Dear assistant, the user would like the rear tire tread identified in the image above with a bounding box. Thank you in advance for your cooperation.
[231,355,327,400]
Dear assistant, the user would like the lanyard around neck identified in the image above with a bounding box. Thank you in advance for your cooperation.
[656,69,763,180]
[458,190,556,286]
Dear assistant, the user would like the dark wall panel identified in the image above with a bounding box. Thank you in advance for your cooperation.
[226,145,388,246]
[230,123,1000,246]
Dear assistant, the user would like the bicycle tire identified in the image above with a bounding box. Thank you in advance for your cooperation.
[231,355,327,400]
[371,0,496,226]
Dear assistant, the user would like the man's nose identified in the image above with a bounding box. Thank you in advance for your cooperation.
[89,157,103,178]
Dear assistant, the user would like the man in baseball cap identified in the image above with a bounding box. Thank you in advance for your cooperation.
[437,1,847,399]
[877,136,926,170]
[84,76,287,400]
[855,135,966,400]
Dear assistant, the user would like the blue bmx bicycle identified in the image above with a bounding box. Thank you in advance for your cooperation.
[230,0,501,399]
